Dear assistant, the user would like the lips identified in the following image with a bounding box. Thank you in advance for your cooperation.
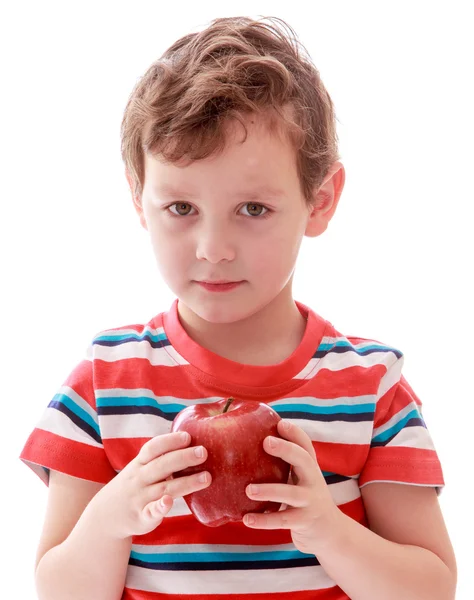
[200,280,241,284]
[196,281,244,292]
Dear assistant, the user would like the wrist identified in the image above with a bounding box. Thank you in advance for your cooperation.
[309,504,350,556]
[86,491,133,543]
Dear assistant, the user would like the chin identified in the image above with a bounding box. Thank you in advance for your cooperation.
[185,295,275,326]
[191,305,251,324]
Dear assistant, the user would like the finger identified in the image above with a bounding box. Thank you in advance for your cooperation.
[277,420,316,460]
[246,482,308,508]
[263,435,320,487]
[143,494,173,524]
[145,470,212,504]
[243,507,302,529]
[137,431,191,465]
[142,444,208,485]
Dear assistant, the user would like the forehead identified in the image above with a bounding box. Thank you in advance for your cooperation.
[144,116,299,196]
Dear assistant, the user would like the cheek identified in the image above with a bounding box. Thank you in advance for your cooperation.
[149,226,191,273]
[248,229,302,277]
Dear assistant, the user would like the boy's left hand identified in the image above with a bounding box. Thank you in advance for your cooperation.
[243,419,341,555]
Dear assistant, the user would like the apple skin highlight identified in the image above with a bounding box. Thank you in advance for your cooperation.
[171,398,291,527]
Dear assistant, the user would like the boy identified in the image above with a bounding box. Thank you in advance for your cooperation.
[20,16,457,600]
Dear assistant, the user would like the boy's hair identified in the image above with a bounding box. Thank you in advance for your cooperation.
[121,16,339,205]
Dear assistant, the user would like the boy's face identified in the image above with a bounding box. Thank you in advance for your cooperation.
[133,114,342,325]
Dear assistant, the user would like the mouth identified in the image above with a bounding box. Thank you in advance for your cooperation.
[195,280,244,292]
[199,280,242,284]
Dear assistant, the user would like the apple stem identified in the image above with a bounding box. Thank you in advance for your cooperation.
[223,397,234,413]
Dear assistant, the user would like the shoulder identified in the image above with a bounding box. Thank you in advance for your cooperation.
[320,319,404,368]
[89,312,167,355]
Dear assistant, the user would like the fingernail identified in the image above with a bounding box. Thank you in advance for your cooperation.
[194,446,204,458]
[198,472,208,483]
[282,420,291,431]
[245,515,256,526]
[248,484,259,495]
[180,432,189,443]
[268,436,277,448]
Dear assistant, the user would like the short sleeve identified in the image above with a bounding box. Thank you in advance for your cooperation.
[359,355,445,496]
[19,339,117,486]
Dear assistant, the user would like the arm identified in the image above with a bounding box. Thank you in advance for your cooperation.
[35,432,211,600]
[243,421,457,600]
[35,471,132,600]
[315,484,457,600]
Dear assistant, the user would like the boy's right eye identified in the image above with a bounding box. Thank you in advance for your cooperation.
[168,202,195,216]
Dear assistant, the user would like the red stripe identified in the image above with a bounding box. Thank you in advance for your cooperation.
[133,497,368,546]
[94,359,386,402]
[359,446,445,487]
[63,358,97,410]
[123,586,349,600]
[19,429,117,484]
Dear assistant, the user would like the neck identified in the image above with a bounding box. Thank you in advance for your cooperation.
[177,289,307,366]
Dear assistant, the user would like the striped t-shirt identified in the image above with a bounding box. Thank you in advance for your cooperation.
[20,298,445,599]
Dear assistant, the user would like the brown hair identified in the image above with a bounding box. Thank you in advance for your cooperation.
[120,16,339,205]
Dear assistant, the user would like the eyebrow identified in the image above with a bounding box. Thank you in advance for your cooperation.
[155,184,285,201]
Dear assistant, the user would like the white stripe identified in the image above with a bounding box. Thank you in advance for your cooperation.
[165,495,192,517]
[98,411,373,445]
[270,395,376,408]
[125,563,336,594]
[295,346,399,380]
[330,477,361,505]
[294,357,319,379]
[132,542,298,554]
[96,389,375,408]
[360,480,443,491]
[97,325,166,338]
[95,389,222,405]
[373,403,418,437]
[322,338,400,369]
[93,339,189,366]
[386,425,437,450]
[100,413,173,439]
[287,417,373,445]
[58,385,99,424]
[377,356,404,399]
[157,476,361,519]
[36,408,103,448]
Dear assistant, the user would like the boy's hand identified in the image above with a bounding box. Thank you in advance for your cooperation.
[91,432,211,540]
[243,420,341,556]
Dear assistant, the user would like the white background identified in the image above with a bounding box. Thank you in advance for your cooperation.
[1,0,472,597]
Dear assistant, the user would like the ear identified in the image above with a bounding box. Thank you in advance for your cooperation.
[126,169,148,231]
[305,161,345,237]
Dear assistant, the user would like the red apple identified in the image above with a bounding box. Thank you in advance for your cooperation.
[171,397,290,527]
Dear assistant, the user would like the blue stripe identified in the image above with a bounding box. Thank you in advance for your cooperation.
[130,549,313,563]
[316,340,402,359]
[273,402,375,415]
[94,331,170,349]
[97,397,184,412]
[129,557,318,570]
[50,393,100,437]
[372,409,423,443]
[95,331,168,343]
[96,399,375,416]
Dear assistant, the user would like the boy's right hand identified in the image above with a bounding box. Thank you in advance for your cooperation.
[90,431,210,539]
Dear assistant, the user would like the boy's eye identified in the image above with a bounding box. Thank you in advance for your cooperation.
[169,202,195,216]
[167,202,269,217]
[242,203,267,217]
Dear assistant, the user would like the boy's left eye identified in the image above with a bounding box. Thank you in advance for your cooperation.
[241,203,268,217]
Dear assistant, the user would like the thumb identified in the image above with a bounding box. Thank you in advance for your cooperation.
[144,494,173,523]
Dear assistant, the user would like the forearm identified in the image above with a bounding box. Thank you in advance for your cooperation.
[315,511,455,600]
[35,499,132,600]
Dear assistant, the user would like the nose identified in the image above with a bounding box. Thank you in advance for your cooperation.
[195,221,236,263]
